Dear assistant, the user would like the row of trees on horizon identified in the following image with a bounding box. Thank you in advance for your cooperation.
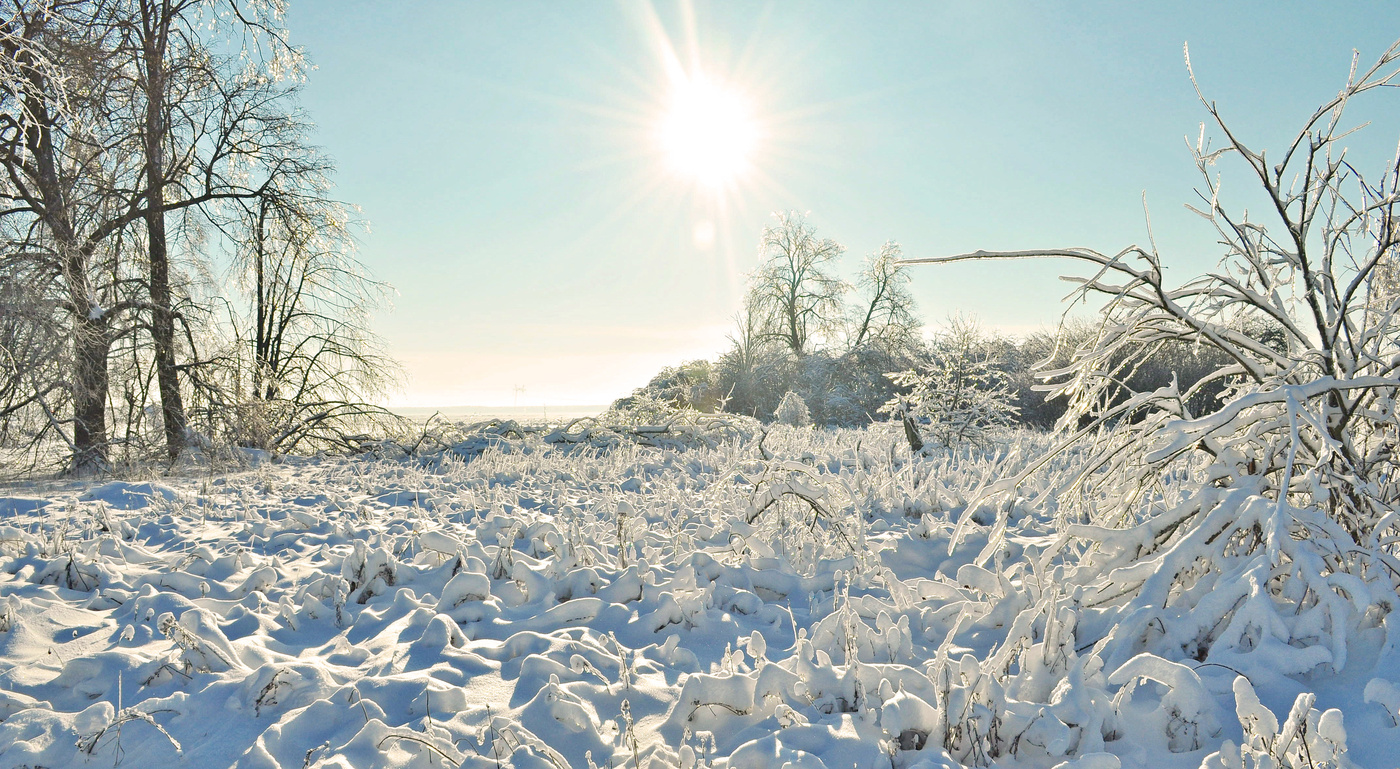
[616,211,1246,438]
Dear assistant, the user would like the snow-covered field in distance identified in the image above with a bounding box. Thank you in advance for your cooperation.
[0,423,1396,768]
[391,405,609,423]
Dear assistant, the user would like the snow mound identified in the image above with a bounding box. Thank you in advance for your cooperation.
[79,481,179,509]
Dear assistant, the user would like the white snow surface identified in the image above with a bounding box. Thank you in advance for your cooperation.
[0,426,1397,768]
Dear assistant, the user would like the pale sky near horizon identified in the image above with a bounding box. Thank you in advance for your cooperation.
[285,1,1400,408]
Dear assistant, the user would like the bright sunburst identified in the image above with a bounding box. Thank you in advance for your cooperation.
[658,76,758,187]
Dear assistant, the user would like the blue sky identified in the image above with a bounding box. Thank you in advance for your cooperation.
[285,1,1400,407]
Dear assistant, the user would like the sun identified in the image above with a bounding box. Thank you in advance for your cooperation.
[658,76,758,187]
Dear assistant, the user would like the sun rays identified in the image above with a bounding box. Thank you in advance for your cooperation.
[483,0,857,298]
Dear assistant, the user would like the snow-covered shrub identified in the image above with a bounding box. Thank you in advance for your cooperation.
[739,443,864,576]
[901,35,1400,760]
[611,359,724,414]
[340,541,397,604]
[1201,677,1352,769]
[940,40,1400,547]
[774,391,811,426]
[1364,677,1400,726]
[155,609,242,675]
[606,389,687,426]
[881,316,1019,448]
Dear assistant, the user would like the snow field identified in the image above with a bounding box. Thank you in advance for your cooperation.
[0,425,1396,768]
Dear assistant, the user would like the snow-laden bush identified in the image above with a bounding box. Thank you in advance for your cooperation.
[902,34,1400,756]
[774,390,811,426]
[606,389,688,426]
[881,316,1020,449]
[929,40,1400,547]
[1202,676,1352,769]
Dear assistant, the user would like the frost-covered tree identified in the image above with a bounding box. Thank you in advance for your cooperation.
[748,211,848,356]
[713,296,797,420]
[0,0,149,474]
[847,241,919,353]
[0,1,391,472]
[881,316,1018,448]
[110,0,308,463]
[202,167,399,454]
[708,217,926,425]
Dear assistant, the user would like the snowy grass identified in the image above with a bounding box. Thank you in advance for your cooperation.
[0,425,1396,768]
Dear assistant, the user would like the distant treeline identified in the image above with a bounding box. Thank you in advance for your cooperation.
[615,213,1262,430]
[616,319,1246,430]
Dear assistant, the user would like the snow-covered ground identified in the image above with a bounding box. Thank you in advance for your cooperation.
[1,425,1397,768]
[392,406,609,424]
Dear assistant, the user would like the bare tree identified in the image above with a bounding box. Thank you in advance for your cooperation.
[714,289,799,420]
[748,211,847,356]
[111,0,303,462]
[725,296,771,376]
[847,240,919,352]
[210,164,399,454]
[713,217,924,424]
[0,0,150,474]
[128,0,190,463]
[0,0,384,472]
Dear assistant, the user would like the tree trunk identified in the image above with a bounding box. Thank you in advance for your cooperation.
[253,197,277,400]
[70,311,111,475]
[146,180,185,462]
[142,4,186,464]
[898,396,923,452]
[902,413,924,453]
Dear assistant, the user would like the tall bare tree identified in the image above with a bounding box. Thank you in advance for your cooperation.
[0,0,369,473]
[108,0,304,462]
[0,0,151,473]
[212,163,398,454]
[130,0,186,461]
[747,211,847,356]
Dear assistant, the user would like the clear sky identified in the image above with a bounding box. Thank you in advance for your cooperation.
[284,1,1400,408]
